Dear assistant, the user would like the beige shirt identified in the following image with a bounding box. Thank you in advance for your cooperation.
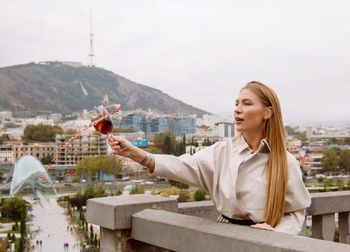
[152,135,311,235]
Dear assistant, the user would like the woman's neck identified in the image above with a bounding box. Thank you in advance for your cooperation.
[242,132,265,153]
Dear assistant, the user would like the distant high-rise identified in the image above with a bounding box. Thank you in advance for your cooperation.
[88,11,95,67]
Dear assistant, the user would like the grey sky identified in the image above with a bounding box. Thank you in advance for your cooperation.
[1,0,350,124]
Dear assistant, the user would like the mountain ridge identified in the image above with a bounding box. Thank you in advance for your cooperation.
[0,62,209,117]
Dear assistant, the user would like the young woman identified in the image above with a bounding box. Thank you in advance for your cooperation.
[108,81,311,234]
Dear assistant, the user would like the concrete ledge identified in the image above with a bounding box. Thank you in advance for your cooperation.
[86,195,178,230]
[308,191,350,215]
[178,200,219,221]
[132,209,350,252]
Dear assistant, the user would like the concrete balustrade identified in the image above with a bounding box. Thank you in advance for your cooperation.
[132,209,350,252]
[86,195,177,252]
[178,201,219,221]
[307,191,350,242]
[87,193,350,252]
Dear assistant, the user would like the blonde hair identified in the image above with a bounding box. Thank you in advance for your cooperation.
[242,81,288,227]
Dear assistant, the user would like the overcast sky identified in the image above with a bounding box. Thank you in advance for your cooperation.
[1,0,350,125]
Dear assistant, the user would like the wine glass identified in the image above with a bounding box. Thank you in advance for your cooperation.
[92,105,113,137]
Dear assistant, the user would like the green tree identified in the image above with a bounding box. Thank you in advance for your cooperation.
[65,129,78,135]
[189,137,199,147]
[40,154,53,165]
[0,134,10,144]
[174,135,186,156]
[339,149,350,172]
[321,149,339,173]
[111,127,135,133]
[296,131,308,141]
[22,123,63,142]
[202,137,214,146]
[89,225,94,244]
[0,196,28,222]
[285,125,298,135]
[330,147,342,156]
[152,132,176,154]
[75,155,122,182]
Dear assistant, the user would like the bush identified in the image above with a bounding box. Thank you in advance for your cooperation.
[194,189,206,201]
[71,177,81,183]
[161,187,180,196]
[130,184,145,195]
[113,190,122,196]
[94,185,107,198]
[178,193,190,203]
[322,178,333,191]
[57,195,70,203]
[336,179,344,191]
[69,196,86,209]
[83,185,95,199]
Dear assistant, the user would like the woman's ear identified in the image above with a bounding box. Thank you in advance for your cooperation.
[264,106,273,120]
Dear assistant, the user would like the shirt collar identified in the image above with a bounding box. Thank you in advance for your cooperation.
[236,135,271,154]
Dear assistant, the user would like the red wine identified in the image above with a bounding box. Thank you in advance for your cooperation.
[94,118,113,134]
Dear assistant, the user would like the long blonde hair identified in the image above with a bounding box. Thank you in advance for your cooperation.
[242,81,288,227]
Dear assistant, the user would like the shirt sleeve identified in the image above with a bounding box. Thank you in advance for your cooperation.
[274,209,305,235]
[151,142,223,193]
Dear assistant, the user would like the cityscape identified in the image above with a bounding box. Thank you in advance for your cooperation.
[1,1,350,251]
[0,105,350,250]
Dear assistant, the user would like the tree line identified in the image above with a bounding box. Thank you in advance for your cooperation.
[321,147,350,173]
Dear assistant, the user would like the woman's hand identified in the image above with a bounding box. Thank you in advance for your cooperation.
[250,223,274,231]
[108,135,135,157]
[108,135,155,173]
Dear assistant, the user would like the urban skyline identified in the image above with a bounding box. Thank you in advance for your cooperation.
[1,1,350,124]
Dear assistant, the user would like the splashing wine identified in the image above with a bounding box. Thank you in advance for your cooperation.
[47,104,120,169]
[92,105,113,136]
[94,118,113,135]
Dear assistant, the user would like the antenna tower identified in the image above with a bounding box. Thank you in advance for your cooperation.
[88,11,95,67]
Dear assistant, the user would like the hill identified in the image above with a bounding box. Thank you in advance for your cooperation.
[0,62,208,117]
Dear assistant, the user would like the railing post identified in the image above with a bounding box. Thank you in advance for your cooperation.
[312,214,335,241]
[86,195,178,252]
[339,212,350,244]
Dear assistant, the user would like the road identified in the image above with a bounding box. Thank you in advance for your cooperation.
[29,195,80,251]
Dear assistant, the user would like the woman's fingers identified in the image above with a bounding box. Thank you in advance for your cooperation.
[250,223,274,231]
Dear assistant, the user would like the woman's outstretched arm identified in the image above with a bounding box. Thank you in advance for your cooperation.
[108,135,155,173]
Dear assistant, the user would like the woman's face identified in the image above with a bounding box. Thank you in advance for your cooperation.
[234,88,270,135]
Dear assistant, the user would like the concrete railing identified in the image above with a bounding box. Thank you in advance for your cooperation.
[307,191,350,243]
[87,193,350,252]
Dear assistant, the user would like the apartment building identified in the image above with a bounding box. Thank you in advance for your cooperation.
[54,134,108,166]
[10,142,55,162]
[0,145,14,163]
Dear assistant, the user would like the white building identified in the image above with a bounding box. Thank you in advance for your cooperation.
[23,117,54,127]
[215,122,236,138]
[0,145,14,163]
[0,111,12,121]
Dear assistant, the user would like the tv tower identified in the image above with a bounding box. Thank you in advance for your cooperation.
[88,11,95,67]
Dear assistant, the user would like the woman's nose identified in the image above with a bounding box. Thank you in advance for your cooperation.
[234,105,242,114]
